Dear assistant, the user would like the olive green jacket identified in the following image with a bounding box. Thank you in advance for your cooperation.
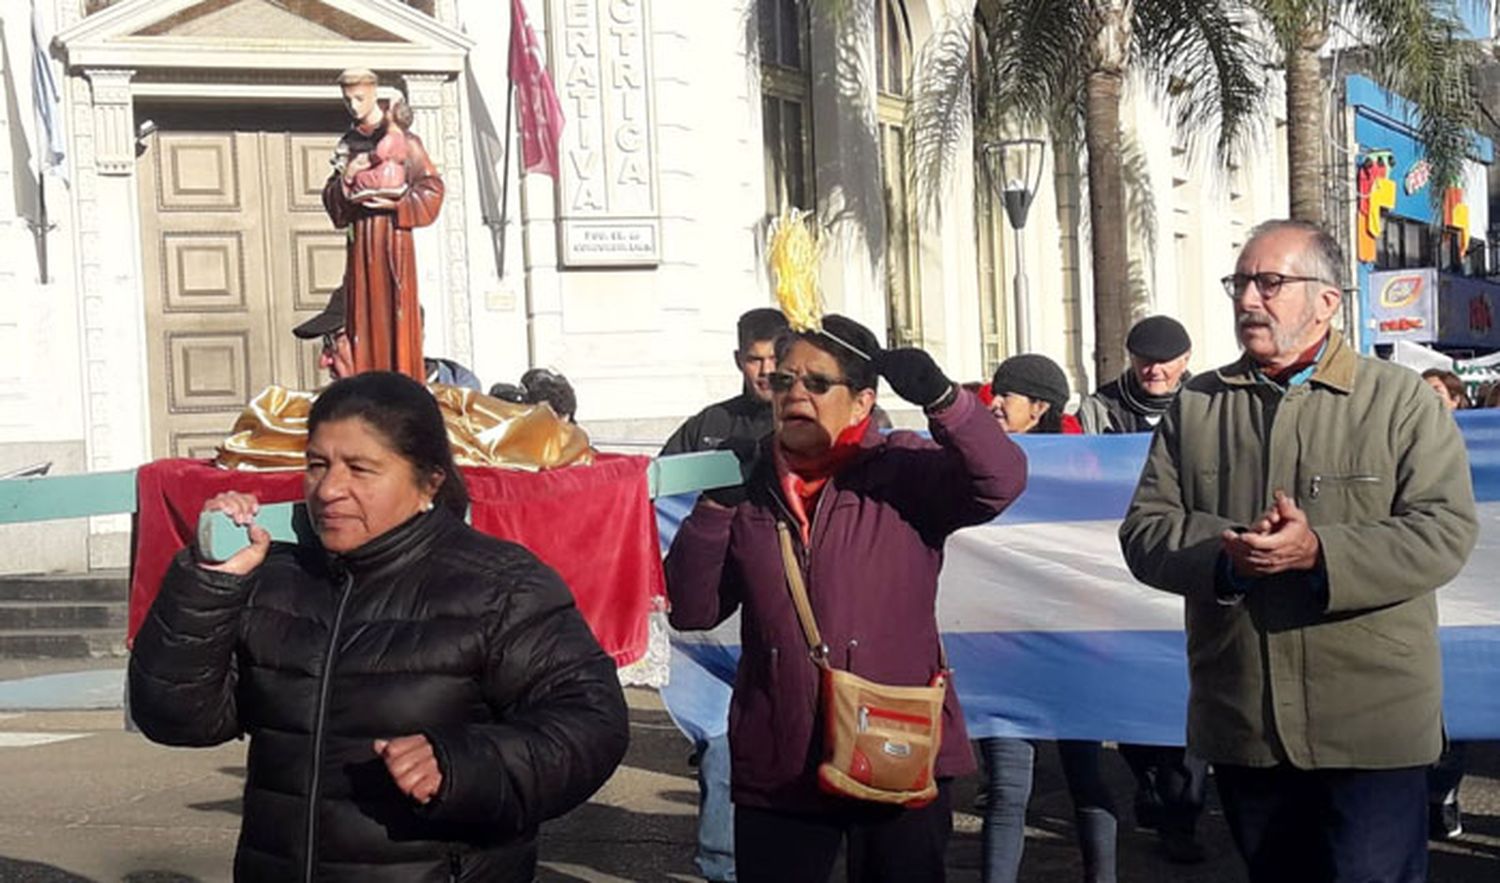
[1119,334,1478,769]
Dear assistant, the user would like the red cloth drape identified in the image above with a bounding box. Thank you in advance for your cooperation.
[128,456,664,667]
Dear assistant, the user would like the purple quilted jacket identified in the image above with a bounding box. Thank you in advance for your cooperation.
[665,390,1027,811]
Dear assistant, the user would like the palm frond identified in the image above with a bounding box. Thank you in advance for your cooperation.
[1347,0,1485,220]
[908,14,974,221]
[1257,0,1329,54]
[1120,132,1158,286]
[974,0,1091,138]
[1136,0,1266,162]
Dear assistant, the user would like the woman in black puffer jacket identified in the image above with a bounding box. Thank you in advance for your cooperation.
[129,372,630,882]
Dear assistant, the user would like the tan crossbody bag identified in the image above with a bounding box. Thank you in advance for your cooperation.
[776,522,948,808]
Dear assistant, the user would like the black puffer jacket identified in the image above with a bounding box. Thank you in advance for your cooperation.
[129,507,630,882]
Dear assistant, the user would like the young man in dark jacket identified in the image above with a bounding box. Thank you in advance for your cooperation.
[659,307,787,882]
[661,308,788,456]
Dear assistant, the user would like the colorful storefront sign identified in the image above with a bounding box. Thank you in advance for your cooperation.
[1438,274,1500,349]
[1348,74,1495,353]
[1367,268,1437,344]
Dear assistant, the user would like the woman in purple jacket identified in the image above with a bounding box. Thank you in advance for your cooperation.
[665,315,1028,882]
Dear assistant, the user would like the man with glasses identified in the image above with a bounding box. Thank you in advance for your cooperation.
[1120,219,1478,882]
[658,306,788,883]
[292,287,481,390]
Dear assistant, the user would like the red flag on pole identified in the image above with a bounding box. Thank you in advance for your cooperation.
[509,0,565,178]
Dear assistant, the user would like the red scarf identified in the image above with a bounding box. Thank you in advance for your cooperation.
[775,415,872,545]
[1266,334,1329,385]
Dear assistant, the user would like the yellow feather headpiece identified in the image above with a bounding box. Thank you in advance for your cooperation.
[767,208,823,333]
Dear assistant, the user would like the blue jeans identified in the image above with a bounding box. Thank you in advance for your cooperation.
[695,732,736,881]
[980,737,1116,883]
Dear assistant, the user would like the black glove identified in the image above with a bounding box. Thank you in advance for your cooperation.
[876,348,954,410]
[702,435,761,509]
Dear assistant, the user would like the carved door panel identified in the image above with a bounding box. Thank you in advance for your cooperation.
[267,134,346,391]
[139,130,341,459]
[139,131,271,460]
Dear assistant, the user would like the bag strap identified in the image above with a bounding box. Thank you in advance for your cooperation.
[776,522,829,665]
[775,521,951,675]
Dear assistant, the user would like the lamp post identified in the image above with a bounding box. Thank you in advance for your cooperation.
[981,138,1045,353]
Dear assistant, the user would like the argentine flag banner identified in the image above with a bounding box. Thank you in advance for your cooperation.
[656,409,1500,746]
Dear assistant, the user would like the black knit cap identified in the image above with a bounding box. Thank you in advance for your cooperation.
[1126,315,1192,362]
[991,354,1070,406]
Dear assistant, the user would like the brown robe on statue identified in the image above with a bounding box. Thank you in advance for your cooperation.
[322,128,444,381]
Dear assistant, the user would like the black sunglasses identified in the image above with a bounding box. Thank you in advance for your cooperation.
[768,371,854,395]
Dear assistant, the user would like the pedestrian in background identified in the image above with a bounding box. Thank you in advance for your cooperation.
[979,353,1116,883]
[1078,314,1209,863]
[659,307,788,883]
[1422,368,1470,410]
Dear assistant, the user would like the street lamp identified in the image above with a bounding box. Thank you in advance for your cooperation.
[981,138,1045,352]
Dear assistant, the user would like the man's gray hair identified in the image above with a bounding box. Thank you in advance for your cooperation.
[1245,219,1345,291]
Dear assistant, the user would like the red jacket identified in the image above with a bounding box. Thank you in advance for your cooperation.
[665,391,1027,811]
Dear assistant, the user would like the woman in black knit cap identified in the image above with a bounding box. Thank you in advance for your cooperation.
[980,353,1117,883]
[986,353,1079,435]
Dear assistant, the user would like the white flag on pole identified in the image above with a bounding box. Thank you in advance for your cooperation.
[30,0,66,183]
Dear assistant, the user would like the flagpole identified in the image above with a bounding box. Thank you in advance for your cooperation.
[29,0,53,284]
[498,76,515,280]
[33,168,49,285]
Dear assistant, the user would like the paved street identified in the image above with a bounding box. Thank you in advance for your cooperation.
[0,678,1497,882]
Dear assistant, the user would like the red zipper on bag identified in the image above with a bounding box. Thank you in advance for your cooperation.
[863,706,931,727]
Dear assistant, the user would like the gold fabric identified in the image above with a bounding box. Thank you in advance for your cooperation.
[215,384,594,472]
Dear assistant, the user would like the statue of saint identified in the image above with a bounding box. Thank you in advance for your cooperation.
[323,69,444,381]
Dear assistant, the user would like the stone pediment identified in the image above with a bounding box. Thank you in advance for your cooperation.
[57,0,473,73]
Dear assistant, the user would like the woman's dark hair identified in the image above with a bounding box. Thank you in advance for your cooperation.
[1032,403,1063,434]
[521,368,578,422]
[1421,368,1469,409]
[772,314,882,392]
[308,371,469,515]
[1480,381,1500,409]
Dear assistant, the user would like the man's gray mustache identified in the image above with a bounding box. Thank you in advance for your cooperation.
[1237,313,1273,329]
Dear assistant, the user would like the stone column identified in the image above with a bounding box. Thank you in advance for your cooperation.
[74,67,145,566]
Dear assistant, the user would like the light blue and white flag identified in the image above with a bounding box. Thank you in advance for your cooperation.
[658,410,1500,747]
[30,0,66,182]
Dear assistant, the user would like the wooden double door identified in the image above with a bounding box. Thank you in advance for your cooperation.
[137,108,345,459]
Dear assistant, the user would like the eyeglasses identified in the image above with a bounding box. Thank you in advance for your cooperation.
[320,331,348,353]
[768,371,854,395]
[1220,272,1330,300]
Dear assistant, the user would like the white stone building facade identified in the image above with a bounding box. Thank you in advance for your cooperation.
[0,0,1291,572]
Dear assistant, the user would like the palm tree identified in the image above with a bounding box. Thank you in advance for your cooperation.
[969,0,1262,382]
[1259,0,1485,225]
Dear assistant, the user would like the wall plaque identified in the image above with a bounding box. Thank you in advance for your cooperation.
[550,0,661,267]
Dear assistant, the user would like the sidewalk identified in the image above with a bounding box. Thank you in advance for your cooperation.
[0,676,1495,881]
